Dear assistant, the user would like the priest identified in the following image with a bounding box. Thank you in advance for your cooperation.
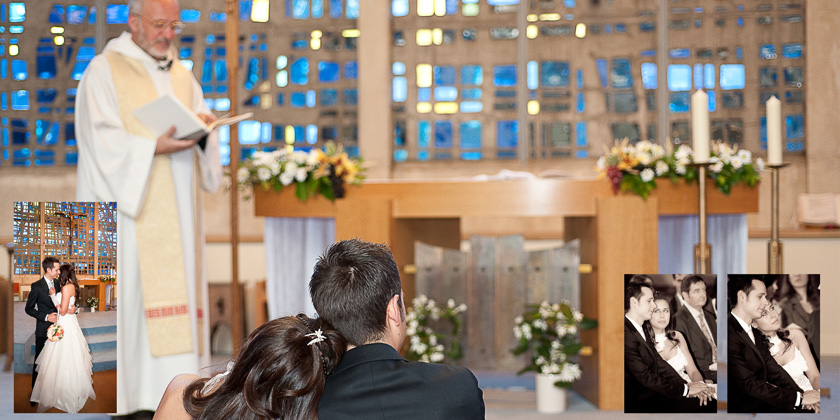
[74,0,222,414]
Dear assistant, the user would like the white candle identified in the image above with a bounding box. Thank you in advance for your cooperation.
[766,96,782,165]
[691,90,710,163]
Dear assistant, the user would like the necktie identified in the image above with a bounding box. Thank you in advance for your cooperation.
[698,313,717,363]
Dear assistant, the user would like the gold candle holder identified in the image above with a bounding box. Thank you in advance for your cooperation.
[767,163,790,274]
[690,162,713,274]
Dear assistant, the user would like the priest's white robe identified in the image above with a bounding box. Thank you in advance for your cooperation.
[75,32,221,414]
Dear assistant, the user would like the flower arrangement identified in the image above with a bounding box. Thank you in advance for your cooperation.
[47,323,64,342]
[512,301,597,388]
[236,141,364,202]
[99,275,116,283]
[405,295,467,364]
[596,139,764,199]
[86,296,99,309]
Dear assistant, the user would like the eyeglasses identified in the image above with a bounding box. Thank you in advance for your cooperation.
[132,13,186,34]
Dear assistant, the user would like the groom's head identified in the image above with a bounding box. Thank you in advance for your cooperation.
[309,239,405,349]
[728,275,768,322]
[42,256,60,280]
[625,282,654,321]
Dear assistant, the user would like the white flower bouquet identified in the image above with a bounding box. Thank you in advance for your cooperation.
[405,295,467,364]
[47,323,64,342]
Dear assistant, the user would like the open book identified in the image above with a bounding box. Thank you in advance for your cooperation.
[132,94,253,140]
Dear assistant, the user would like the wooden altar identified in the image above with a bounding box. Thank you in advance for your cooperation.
[254,178,758,410]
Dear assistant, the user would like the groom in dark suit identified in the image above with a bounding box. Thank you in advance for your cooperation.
[24,256,60,404]
[673,275,717,382]
[624,282,714,413]
[309,239,485,419]
[727,275,819,412]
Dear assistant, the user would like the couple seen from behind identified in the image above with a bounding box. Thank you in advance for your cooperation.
[155,239,486,419]
[25,256,96,413]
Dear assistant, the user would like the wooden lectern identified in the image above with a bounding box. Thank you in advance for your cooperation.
[254,178,757,410]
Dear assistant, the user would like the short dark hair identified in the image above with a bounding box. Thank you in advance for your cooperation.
[680,275,706,296]
[728,275,758,309]
[628,274,653,287]
[183,315,345,420]
[42,256,60,274]
[309,239,402,346]
[625,282,652,312]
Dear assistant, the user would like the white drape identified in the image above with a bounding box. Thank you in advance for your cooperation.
[658,213,747,364]
[264,218,335,320]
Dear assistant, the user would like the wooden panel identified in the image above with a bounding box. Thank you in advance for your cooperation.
[392,219,461,307]
[442,248,469,365]
[526,250,550,304]
[595,195,659,410]
[468,236,496,369]
[494,235,526,371]
[334,199,392,244]
[414,241,444,303]
[253,187,337,218]
[655,179,759,215]
[551,239,580,308]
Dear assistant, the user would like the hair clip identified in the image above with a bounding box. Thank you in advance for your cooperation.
[202,361,234,395]
[305,329,326,346]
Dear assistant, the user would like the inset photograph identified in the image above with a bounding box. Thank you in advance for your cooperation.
[727,274,820,413]
[624,274,717,413]
[12,202,117,414]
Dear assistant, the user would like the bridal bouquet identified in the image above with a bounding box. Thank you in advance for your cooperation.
[512,301,597,388]
[47,324,64,342]
[237,141,364,202]
[596,139,763,199]
[405,295,467,364]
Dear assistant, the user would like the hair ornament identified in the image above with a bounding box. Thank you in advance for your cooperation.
[202,361,234,395]
[305,329,327,346]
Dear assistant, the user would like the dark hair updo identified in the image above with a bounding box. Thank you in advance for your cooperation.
[58,263,80,298]
[183,315,346,420]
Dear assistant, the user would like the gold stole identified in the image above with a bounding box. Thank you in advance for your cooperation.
[107,51,194,357]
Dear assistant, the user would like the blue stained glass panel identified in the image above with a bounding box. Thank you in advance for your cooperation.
[576,69,583,89]
[760,44,776,59]
[210,12,226,22]
[37,56,56,80]
[434,66,456,86]
[669,48,691,59]
[37,89,57,103]
[392,0,409,17]
[88,6,97,24]
[64,122,75,146]
[306,90,316,108]
[434,87,458,101]
[291,92,307,108]
[11,60,27,81]
[641,63,657,89]
[576,92,585,113]
[708,91,716,112]
[393,77,407,102]
[704,64,715,89]
[239,0,252,20]
[497,121,518,148]
[669,92,690,113]
[641,50,656,57]
[460,102,483,113]
[346,0,360,19]
[434,121,453,149]
[461,65,483,86]
[564,0,577,7]
[343,89,358,105]
[49,5,65,23]
[667,65,691,91]
[393,62,406,75]
[330,0,343,18]
[290,58,309,85]
[493,65,517,87]
[215,98,231,111]
[181,9,201,23]
[9,3,25,22]
[312,0,324,18]
[238,121,262,144]
[77,46,97,61]
[596,59,608,87]
[786,141,803,152]
[344,61,358,79]
[394,149,408,162]
[782,43,802,59]
[488,0,520,4]
[67,6,87,24]
[462,89,482,100]
[306,124,318,144]
[575,121,587,146]
[720,64,745,90]
[736,47,743,60]
[11,90,29,110]
[786,115,803,139]
[527,61,538,90]
[417,87,431,102]
[293,0,309,19]
[610,59,633,89]
[418,121,430,148]
[540,61,570,88]
[318,61,340,82]
[106,4,128,24]
[321,89,338,106]
[694,64,704,89]
[460,121,481,150]
[215,59,228,82]
[65,152,78,165]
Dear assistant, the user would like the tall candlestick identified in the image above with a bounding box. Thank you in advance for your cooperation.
[691,90,710,163]
[766,96,782,165]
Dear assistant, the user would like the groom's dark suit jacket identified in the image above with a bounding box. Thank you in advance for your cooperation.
[624,317,709,413]
[673,305,717,382]
[24,277,57,339]
[727,313,802,412]
[317,343,485,420]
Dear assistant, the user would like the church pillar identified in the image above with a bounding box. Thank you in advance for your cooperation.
[358,0,393,179]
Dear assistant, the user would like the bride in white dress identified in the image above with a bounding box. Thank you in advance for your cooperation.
[649,297,706,384]
[30,263,96,413]
[753,307,820,392]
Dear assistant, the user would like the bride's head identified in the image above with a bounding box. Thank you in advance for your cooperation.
[752,307,782,335]
[58,263,80,296]
[650,296,673,333]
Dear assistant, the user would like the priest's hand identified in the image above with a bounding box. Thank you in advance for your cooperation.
[155,126,200,155]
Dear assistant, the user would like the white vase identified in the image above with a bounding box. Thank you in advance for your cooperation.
[535,373,567,413]
[91,307,96,313]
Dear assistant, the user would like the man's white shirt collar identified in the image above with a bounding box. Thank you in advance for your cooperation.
[626,315,646,338]
[731,312,755,344]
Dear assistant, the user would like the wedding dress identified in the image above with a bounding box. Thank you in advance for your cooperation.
[30,293,97,413]
[656,332,692,383]
[770,335,813,391]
